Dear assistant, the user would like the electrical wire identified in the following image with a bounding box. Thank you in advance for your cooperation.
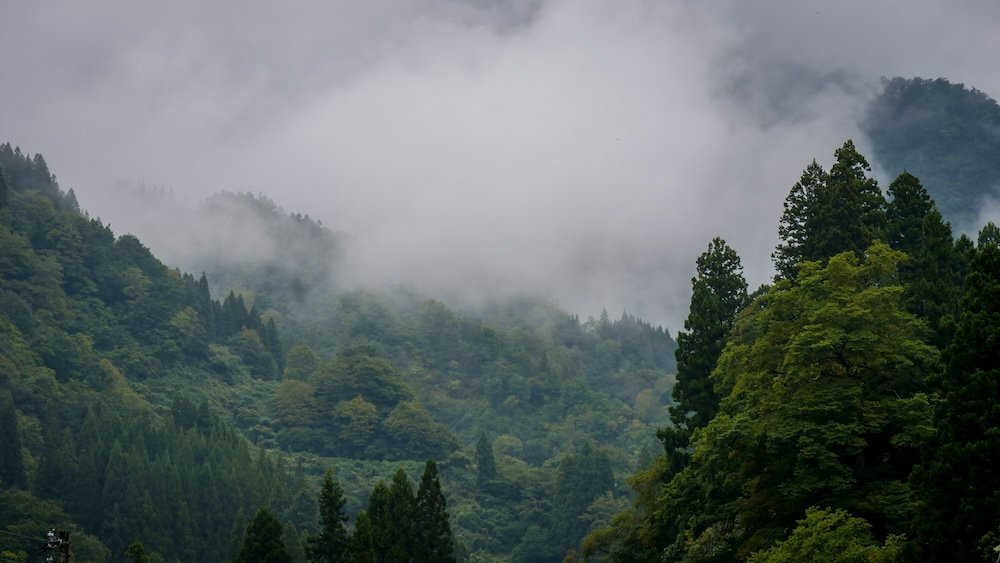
[0,529,45,543]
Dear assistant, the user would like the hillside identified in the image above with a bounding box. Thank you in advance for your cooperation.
[865,77,1000,227]
[0,145,678,562]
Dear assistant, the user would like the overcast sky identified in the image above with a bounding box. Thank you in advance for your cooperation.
[2,0,999,330]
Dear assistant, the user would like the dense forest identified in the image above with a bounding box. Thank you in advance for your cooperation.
[2,75,1000,562]
[0,142,676,561]
[580,140,1000,562]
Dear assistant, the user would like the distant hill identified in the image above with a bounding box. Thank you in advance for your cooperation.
[1,143,680,562]
[865,77,1000,226]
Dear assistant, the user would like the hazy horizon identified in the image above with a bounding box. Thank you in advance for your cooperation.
[3,0,999,330]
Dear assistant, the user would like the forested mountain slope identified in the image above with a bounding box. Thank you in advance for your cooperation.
[0,144,679,562]
[584,140,1000,562]
[0,144,307,562]
[866,77,1000,227]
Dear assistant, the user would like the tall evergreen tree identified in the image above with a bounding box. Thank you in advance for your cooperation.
[885,172,962,347]
[661,238,748,470]
[414,460,456,563]
[234,508,292,563]
[774,160,826,279]
[886,172,934,255]
[386,469,416,563]
[773,141,887,280]
[367,480,391,561]
[349,511,377,563]
[910,228,1000,561]
[305,470,350,563]
[475,432,498,488]
[0,392,27,489]
[550,443,614,557]
[0,162,8,206]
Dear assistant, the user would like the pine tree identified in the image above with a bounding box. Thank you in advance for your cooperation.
[910,229,1000,561]
[367,480,391,561]
[812,140,887,259]
[886,172,962,347]
[475,432,498,488]
[0,162,9,206]
[774,160,826,279]
[386,469,416,563]
[414,461,456,562]
[886,171,934,254]
[662,238,748,460]
[0,393,27,489]
[349,511,377,563]
[551,443,614,556]
[234,508,292,563]
[304,470,349,563]
[773,141,887,280]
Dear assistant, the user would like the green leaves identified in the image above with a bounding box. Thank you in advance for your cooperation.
[658,244,938,559]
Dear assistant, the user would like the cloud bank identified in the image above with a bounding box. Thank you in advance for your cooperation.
[1,0,997,329]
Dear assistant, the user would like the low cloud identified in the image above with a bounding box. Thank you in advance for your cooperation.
[1,0,997,329]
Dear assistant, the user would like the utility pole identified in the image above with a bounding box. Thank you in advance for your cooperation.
[57,530,70,563]
[42,529,70,563]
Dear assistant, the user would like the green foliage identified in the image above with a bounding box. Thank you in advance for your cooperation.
[664,237,748,469]
[386,468,416,562]
[124,541,159,563]
[548,443,615,558]
[475,432,499,488]
[747,507,903,563]
[909,232,1000,561]
[415,461,456,563]
[0,488,110,562]
[656,244,937,560]
[284,344,319,381]
[304,470,349,563]
[773,141,887,280]
[0,393,27,489]
[348,510,376,563]
[235,507,292,563]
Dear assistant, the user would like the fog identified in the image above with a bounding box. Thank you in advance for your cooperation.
[2,0,998,329]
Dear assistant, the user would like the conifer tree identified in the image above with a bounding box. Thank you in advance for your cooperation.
[475,432,498,488]
[774,160,826,279]
[659,244,938,560]
[886,171,933,255]
[551,443,614,556]
[660,238,748,468]
[886,172,962,347]
[366,480,391,561]
[773,141,887,280]
[910,228,1000,561]
[0,162,8,206]
[349,511,377,563]
[305,470,349,563]
[415,461,456,563]
[234,508,292,563]
[0,393,26,489]
[386,469,416,562]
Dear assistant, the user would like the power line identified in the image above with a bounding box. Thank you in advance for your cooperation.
[0,529,46,543]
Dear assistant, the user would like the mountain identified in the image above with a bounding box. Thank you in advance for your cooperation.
[0,143,678,562]
[865,76,1000,227]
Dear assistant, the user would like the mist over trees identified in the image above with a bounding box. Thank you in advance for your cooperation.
[866,77,1000,227]
[581,139,1000,562]
[0,142,676,561]
[4,72,1000,562]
